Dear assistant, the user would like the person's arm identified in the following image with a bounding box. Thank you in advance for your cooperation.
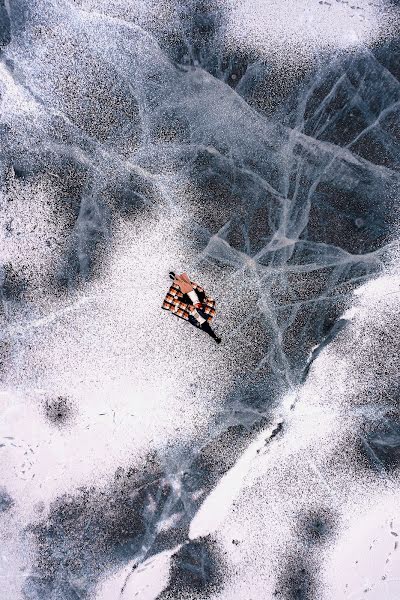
[174,273,193,295]
[193,283,213,304]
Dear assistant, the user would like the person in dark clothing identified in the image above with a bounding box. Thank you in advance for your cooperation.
[162,271,221,343]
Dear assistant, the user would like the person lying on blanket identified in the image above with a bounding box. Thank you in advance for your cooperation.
[162,272,221,344]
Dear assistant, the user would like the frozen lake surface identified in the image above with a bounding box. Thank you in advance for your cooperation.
[1,1,400,598]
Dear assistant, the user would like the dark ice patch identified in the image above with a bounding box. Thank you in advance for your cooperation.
[164,0,223,67]
[0,0,11,51]
[373,39,400,81]
[1,263,28,300]
[298,508,337,545]
[225,375,283,417]
[1,156,94,293]
[351,128,400,170]
[157,537,222,599]
[282,49,400,170]
[265,420,284,443]
[24,460,169,600]
[12,165,28,180]
[238,60,312,116]
[103,171,160,218]
[44,396,75,428]
[152,111,190,144]
[38,34,142,149]
[0,340,11,378]
[305,181,393,256]
[361,417,400,473]
[185,414,270,491]
[0,487,13,513]
[275,554,318,600]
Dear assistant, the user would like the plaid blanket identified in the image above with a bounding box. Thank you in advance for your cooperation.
[162,280,216,323]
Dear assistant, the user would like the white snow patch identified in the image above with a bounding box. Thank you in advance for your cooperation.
[94,546,180,600]
[322,490,400,599]
[1,211,233,520]
[224,0,399,63]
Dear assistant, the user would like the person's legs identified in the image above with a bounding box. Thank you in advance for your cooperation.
[200,320,221,344]
[188,315,221,344]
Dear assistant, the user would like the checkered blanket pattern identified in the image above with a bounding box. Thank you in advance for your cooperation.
[162,280,216,323]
